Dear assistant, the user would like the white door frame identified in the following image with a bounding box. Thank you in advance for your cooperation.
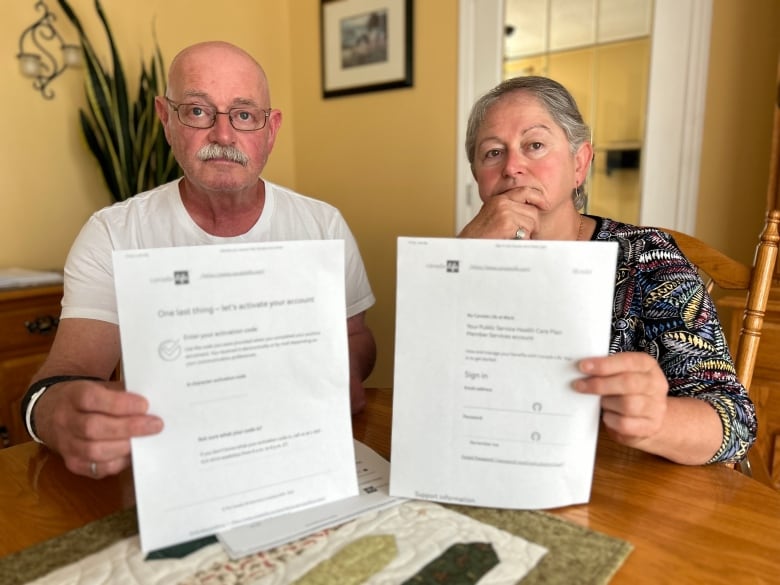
[455,0,505,232]
[455,0,712,234]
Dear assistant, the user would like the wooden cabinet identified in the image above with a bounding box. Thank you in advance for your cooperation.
[718,290,780,490]
[0,285,62,447]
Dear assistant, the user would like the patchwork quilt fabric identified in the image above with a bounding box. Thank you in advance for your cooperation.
[25,501,548,585]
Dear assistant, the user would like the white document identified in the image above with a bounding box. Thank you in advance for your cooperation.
[113,241,357,553]
[218,440,404,559]
[390,237,618,509]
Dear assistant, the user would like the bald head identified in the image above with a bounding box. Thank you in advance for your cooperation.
[167,41,271,106]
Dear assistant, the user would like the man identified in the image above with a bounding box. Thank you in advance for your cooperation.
[22,41,376,479]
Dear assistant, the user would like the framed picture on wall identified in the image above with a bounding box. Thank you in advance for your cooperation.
[321,0,413,98]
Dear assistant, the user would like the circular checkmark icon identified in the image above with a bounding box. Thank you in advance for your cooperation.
[158,339,182,361]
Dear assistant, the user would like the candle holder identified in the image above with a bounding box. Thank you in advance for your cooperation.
[17,0,81,99]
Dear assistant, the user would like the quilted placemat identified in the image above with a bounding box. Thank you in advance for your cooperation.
[447,506,633,585]
[0,501,631,585]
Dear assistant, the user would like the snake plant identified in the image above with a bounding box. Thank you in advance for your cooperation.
[57,0,181,202]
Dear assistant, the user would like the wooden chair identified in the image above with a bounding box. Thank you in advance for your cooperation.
[660,209,780,486]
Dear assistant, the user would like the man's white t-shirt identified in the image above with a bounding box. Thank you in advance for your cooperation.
[62,179,375,323]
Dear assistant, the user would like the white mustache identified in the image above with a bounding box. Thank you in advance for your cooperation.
[197,143,249,166]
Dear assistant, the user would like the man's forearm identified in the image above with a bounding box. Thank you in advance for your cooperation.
[348,328,376,382]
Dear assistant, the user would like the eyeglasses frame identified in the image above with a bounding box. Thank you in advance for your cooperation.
[164,97,271,132]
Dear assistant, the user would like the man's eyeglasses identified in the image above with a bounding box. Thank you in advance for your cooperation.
[165,97,270,131]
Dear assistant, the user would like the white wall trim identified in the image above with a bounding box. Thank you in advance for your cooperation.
[455,0,504,233]
[639,0,712,232]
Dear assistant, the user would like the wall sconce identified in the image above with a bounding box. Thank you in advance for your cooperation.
[17,0,81,100]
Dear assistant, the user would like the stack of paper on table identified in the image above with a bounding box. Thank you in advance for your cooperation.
[218,440,403,558]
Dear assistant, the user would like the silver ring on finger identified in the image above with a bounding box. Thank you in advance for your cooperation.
[90,461,98,478]
[515,227,527,240]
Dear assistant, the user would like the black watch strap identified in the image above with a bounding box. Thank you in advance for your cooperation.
[21,375,102,441]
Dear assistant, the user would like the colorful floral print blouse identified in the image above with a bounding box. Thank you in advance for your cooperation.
[590,215,757,463]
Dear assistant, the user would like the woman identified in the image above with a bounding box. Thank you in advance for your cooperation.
[459,76,756,465]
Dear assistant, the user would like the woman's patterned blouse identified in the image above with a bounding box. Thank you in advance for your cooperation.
[590,215,757,463]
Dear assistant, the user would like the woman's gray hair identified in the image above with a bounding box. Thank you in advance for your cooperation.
[465,76,591,210]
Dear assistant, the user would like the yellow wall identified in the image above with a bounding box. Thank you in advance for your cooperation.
[287,0,458,386]
[697,0,780,265]
[3,0,297,271]
[2,0,778,389]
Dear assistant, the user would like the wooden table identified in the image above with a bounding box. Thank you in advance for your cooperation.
[2,388,779,584]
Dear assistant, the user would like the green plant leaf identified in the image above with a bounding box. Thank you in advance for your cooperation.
[57,0,182,202]
[80,111,121,198]
[94,0,132,186]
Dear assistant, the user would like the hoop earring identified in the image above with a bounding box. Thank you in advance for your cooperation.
[573,184,586,211]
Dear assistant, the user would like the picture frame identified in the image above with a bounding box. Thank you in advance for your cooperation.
[321,0,413,98]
